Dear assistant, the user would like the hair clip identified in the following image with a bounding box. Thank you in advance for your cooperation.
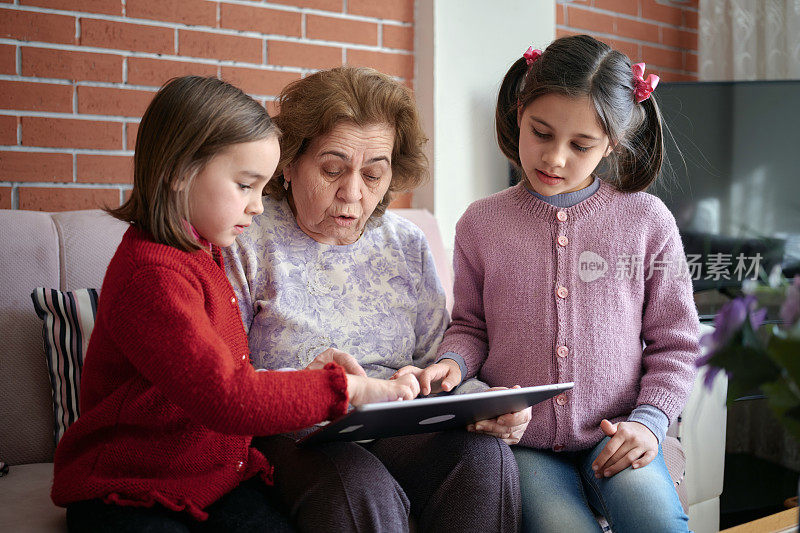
[523,46,542,66]
[632,63,659,103]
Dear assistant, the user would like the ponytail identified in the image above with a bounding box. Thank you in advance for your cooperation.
[495,57,529,168]
[612,95,664,193]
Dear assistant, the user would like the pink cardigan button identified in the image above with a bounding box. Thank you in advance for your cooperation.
[557,346,569,358]
[555,393,568,406]
[557,235,568,247]
[553,444,565,452]
[556,211,568,222]
[556,286,568,299]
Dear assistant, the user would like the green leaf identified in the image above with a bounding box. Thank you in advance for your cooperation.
[741,318,766,349]
[707,341,779,405]
[763,380,800,442]
[766,336,800,382]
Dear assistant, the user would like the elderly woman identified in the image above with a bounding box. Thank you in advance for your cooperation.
[224,66,525,532]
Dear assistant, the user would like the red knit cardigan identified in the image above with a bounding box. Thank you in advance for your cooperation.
[51,227,349,520]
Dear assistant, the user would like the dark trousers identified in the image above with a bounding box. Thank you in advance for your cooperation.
[65,477,293,533]
[253,429,521,533]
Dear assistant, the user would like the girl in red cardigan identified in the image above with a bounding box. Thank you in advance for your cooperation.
[51,76,419,532]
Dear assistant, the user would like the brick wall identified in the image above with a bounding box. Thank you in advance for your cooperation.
[0,0,414,211]
[556,0,698,82]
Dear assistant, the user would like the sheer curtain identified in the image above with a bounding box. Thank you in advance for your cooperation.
[699,0,800,80]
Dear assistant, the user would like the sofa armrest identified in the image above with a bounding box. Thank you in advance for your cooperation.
[679,324,728,510]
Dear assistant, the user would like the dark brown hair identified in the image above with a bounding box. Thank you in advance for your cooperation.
[266,66,428,216]
[109,76,278,251]
[496,34,664,193]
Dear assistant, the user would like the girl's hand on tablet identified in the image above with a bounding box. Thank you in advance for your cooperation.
[347,373,420,406]
[467,386,532,445]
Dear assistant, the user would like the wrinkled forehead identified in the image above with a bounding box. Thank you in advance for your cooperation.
[305,121,396,162]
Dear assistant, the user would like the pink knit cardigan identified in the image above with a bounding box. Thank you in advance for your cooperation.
[438,181,699,451]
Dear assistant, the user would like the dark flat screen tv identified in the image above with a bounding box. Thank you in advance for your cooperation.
[650,80,800,300]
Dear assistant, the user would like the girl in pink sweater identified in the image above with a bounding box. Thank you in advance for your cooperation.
[415,35,699,532]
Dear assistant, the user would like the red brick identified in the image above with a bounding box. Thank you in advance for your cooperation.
[126,121,138,151]
[179,29,262,63]
[220,66,299,97]
[0,80,72,113]
[661,26,697,50]
[0,44,15,75]
[641,0,682,26]
[307,15,378,46]
[0,151,71,182]
[556,28,581,39]
[77,154,133,184]
[0,115,17,145]
[641,45,682,71]
[126,0,216,27]
[594,0,640,17]
[269,0,341,12]
[81,19,173,54]
[383,24,412,50]
[0,8,76,45]
[658,71,697,82]
[22,47,122,82]
[0,187,11,209]
[567,6,615,34]
[685,51,697,72]
[556,5,565,25]
[615,18,659,43]
[19,186,121,211]
[683,10,698,31]
[265,100,279,118]
[22,117,122,150]
[128,57,217,87]
[346,49,412,79]
[77,86,154,118]
[20,0,122,15]
[348,0,413,22]
[268,41,342,70]
[220,4,301,37]
[609,39,640,62]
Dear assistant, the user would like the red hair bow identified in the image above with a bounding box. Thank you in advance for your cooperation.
[523,46,542,66]
[632,62,659,103]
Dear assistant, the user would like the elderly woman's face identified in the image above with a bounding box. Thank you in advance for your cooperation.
[284,121,394,245]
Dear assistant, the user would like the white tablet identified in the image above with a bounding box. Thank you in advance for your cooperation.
[297,382,574,447]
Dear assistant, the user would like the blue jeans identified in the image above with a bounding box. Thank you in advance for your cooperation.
[513,437,689,532]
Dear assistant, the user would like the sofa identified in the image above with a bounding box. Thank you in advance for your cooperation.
[0,208,728,532]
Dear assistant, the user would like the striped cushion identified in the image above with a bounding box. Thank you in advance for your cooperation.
[31,287,98,446]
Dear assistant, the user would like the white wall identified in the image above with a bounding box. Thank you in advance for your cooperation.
[414,0,555,251]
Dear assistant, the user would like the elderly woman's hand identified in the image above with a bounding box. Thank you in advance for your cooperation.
[346,373,420,406]
[306,348,367,376]
[467,386,532,445]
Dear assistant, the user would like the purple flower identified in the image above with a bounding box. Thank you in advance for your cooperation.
[780,275,800,327]
[701,365,729,389]
[697,295,765,367]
